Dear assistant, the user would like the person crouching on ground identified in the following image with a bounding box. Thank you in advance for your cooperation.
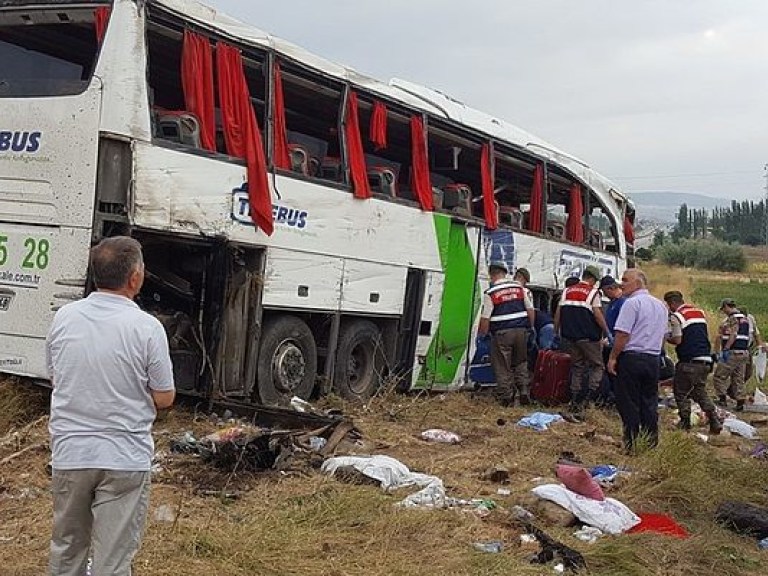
[607,268,668,452]
[713,298,750,411]
[663,291,722,434]
[478,261,535,406]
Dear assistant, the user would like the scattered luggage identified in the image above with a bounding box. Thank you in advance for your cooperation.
[531,350,571,406]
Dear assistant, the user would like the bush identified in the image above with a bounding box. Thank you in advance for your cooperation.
[657,239,746,272]
[634,247,654,261]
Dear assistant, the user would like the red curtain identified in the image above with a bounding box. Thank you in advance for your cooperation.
[481,143,497,229]
[216,43,273,236]
[410,115,433,211]
[624,215,635,246]
[272,61,291,170]
[94,7,110,45]
[344,91,372,200]
[528,164,544,234]
[181,30,216,152]
[566,183,584,243]
[370,101,388,150]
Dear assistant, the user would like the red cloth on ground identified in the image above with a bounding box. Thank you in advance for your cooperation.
[627,513,689,538]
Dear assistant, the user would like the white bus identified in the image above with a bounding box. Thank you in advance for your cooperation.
[0,0,635,405]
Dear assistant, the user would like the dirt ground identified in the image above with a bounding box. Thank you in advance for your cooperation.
[1,379,766,576]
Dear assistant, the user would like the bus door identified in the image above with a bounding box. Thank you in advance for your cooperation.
[0,6,104,378]
[419,218,481,389]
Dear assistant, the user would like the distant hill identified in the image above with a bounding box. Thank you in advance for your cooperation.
[629,191,730,223]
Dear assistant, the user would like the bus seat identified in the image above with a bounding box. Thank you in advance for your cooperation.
[588,229,604,250]
[367,166,397,197]
[547,221,565,239]
[288,143,311,175]
[320,156,343,181]
[498,206,523,229]
[157,112,201,148]
[442,183,472,217]
[432,187,444,210]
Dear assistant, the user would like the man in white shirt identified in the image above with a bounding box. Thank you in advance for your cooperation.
[47,236,175,576]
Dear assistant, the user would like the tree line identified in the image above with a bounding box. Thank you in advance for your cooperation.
[670,200,766,245]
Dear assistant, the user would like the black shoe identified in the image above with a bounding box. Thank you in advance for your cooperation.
[676,418,692,431]
[717,395,728,407]
[708,413,723,435]
[519,394,531,406]
[735,400,745,412]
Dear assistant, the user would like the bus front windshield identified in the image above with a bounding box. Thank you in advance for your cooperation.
[0,5,107,98]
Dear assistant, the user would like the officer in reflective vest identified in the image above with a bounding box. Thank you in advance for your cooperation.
[713,298,750,411]
[663,291,722,434]
[554,265,610,421]
[478,261,534,406]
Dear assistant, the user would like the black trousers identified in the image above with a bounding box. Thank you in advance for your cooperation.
[615,352,660,450]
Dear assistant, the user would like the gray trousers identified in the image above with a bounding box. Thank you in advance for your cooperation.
[49,469,151,576]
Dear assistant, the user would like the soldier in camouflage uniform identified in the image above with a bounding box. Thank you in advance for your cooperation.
[712,299,750,411]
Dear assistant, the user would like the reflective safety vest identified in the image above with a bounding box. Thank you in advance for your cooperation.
[721,311,750,351]
[672,304,711,362]
[486,279,529,332]
[559,281,601,341]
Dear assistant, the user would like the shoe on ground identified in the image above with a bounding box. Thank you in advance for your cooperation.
[518,394,531,406]
[735,400,745,412]
[676,419,692,431]
[708,417,723,435]
[716,395,728,407]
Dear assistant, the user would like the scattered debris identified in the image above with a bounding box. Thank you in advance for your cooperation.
[531,484,641,534]
[472,541,503,553]
[154,504,176,523]
[627,513,689,538]
[723,418,759,439]
[420,429,461,444]
[517,412,564,432]
[750,443,767,460]
[715,501,768,539]
[0,442,46,465]
[516,518,586,572]
[573,526,604,543]
[759,537,768,550]
[497,488,512,496]
[556,464,605,501]
[481,466,510,483]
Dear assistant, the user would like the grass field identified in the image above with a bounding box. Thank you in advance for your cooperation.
[1,262,767,576]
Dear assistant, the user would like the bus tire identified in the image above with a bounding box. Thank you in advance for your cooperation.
[257,316,317,406]
[333,320,385,402]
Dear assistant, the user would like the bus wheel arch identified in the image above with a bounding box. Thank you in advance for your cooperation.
[333,319,386,402]
[256,315,317,405]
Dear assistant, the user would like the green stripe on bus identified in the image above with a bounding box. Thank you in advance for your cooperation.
[417,215,481,388]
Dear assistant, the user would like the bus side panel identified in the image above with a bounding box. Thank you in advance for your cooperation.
[0,85,101,379]
[261,248,343,311]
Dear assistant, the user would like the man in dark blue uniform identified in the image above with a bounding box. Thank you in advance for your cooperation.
[478,261,535,406]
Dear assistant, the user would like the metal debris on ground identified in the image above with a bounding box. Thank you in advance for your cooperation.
[168,404,358,474]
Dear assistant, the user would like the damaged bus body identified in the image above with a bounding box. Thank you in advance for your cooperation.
[0,0,634,405]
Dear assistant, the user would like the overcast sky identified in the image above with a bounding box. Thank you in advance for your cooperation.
[207,0,768,201]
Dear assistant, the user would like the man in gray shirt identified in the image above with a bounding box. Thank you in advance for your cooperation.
[47,236,175,576]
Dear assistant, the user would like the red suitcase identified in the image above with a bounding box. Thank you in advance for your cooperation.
[530,350,572,406]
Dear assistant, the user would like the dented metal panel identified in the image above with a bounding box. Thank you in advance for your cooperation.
[340,260,406,316]
[261,249,342,311]
[95,0,151,141]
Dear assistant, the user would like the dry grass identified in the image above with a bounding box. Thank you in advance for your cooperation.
[1,376,767,576]
[1,264,767,575]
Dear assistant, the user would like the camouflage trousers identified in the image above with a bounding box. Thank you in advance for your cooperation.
[712,352,749,401]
